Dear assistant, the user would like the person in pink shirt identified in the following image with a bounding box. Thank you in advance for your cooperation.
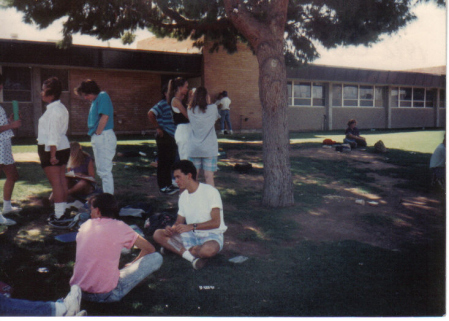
[70,193,162,302]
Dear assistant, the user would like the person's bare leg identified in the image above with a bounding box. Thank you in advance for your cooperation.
[204,170,215,186]
[2,164,19,201]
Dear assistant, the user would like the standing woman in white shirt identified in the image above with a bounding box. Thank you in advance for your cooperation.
[37,77,70,223]
[168,77,190,160]
[187,86,220,186]
[0,74,22,226]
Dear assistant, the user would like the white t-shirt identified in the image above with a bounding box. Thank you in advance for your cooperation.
[37,100,70,151]
[178,183,227,234]
[220,97,231,110]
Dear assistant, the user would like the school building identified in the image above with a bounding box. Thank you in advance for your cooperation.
[0,38,445,137]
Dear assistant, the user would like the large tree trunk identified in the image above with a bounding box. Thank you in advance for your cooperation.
[257,39,294,207]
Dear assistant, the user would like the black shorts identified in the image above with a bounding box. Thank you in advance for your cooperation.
[38,145,70,168]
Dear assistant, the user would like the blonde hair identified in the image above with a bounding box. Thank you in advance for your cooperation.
[67,142,90,169]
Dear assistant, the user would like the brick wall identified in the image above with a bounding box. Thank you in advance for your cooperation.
[69,70,161,135]
[203,42,262,131]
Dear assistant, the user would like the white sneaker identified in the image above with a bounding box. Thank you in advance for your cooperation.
[63,285,82,316]
[2,206,21,215]
[229,130,233,134]
[0,216,16,226]
[76,310,87,316]
[220,130,224,135]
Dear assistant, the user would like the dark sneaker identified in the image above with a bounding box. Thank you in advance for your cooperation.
[47,211,73,223]
[192,258,207,270]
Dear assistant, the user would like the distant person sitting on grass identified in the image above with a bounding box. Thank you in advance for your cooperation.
[344,119,367,149]
[70,193,162,302]
[0,284,85,316]
[153,160,227,270]
[430,136,445,190]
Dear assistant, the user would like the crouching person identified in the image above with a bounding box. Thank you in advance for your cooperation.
[70,193,162,302]
[153,160,227,269]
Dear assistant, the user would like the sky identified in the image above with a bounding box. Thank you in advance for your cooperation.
[0,2,446,71]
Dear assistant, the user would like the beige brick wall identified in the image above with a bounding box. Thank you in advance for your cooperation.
[69,70,161,135]
[203,42,262,131]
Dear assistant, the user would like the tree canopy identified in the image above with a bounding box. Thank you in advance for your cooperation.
[3,0,442,64]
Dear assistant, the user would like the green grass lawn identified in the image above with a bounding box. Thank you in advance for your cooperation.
[0,129,445,316]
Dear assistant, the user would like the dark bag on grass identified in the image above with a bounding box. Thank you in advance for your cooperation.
[234,162,252,173]
[144,212,177,237]
[374,140,387,153]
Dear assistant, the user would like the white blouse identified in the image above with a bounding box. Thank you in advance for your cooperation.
[37,100,70,151]
[0,106,14,142]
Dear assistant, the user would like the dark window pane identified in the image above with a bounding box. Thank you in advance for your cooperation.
[41,69,69,91]
[400,101,412,107]
[360,86,374,99]
[440,89,445,108]
[360,100,374,107]
[344,100,358,107]
[414,101,424,108]
[400,88,412,101]
[332,84,342,106]
[2,66,32,102]
[413,88,425,101]
[375,87,384,107]
[391,87,399,107]
[294,98,311,106]
[344,85,358,99]
[294,83,311,98]
[313,98,325,106]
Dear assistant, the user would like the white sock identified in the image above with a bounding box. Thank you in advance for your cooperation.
[3,200,11,211]
[54,301,67,316]
[54,203,66,219]
[182,250,195,262]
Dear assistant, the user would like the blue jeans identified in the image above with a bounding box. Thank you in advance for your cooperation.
[82,252,163,303]
[220,110,232,131]
[91,129,117,194]
[0,294,55,316]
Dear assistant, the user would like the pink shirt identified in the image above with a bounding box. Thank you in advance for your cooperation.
[70,218,138,293]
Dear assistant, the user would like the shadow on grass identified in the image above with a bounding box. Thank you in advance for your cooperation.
[80,237,444,317]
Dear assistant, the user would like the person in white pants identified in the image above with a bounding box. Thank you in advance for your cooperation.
[75,80,117,194]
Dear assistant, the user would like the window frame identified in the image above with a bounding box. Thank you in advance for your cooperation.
[287,81,325,107]
[332,83,383,108]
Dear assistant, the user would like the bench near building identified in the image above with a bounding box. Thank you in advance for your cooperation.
[0,38,445,137]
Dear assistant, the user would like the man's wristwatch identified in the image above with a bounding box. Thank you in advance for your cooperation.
[193,224,197,232]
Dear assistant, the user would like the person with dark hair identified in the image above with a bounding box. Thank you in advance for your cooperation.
[153,160,227,270]
[75,80,116,194]
[38,77,71,223]
[168,77,190,160]
[218,90,233,135]
[147,84,179,195]
[187,86,220,186]
[344,119,367,148]
[70,193,162,302]
[0,74,22,225]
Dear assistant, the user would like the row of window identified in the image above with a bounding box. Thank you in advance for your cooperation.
[0,67,445,109]
[287,81,446,108]
[0,67,69,102]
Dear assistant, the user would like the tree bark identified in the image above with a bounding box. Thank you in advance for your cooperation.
[223,0,294,207]
[257,39,294,207]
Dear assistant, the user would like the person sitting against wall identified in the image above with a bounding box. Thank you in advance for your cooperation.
[344,119,367,149]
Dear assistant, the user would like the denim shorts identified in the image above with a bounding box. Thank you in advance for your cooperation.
[180,230,224,251]
[189,156,218,172]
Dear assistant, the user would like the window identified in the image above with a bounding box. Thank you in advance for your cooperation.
[287,81,325,107]
[333,84,382,107]
[343,85,358,106]
[41,69,69,91]
[392,87,435,108]
[1,66,32,102]
[332,84,342,107]
[425,89,434,108]
[440,89,446,108]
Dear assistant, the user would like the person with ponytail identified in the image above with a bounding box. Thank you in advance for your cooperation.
[168,77,190,160]
[187,87,220,186]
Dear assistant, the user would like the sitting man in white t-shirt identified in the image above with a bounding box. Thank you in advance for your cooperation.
[153,160,227,269]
